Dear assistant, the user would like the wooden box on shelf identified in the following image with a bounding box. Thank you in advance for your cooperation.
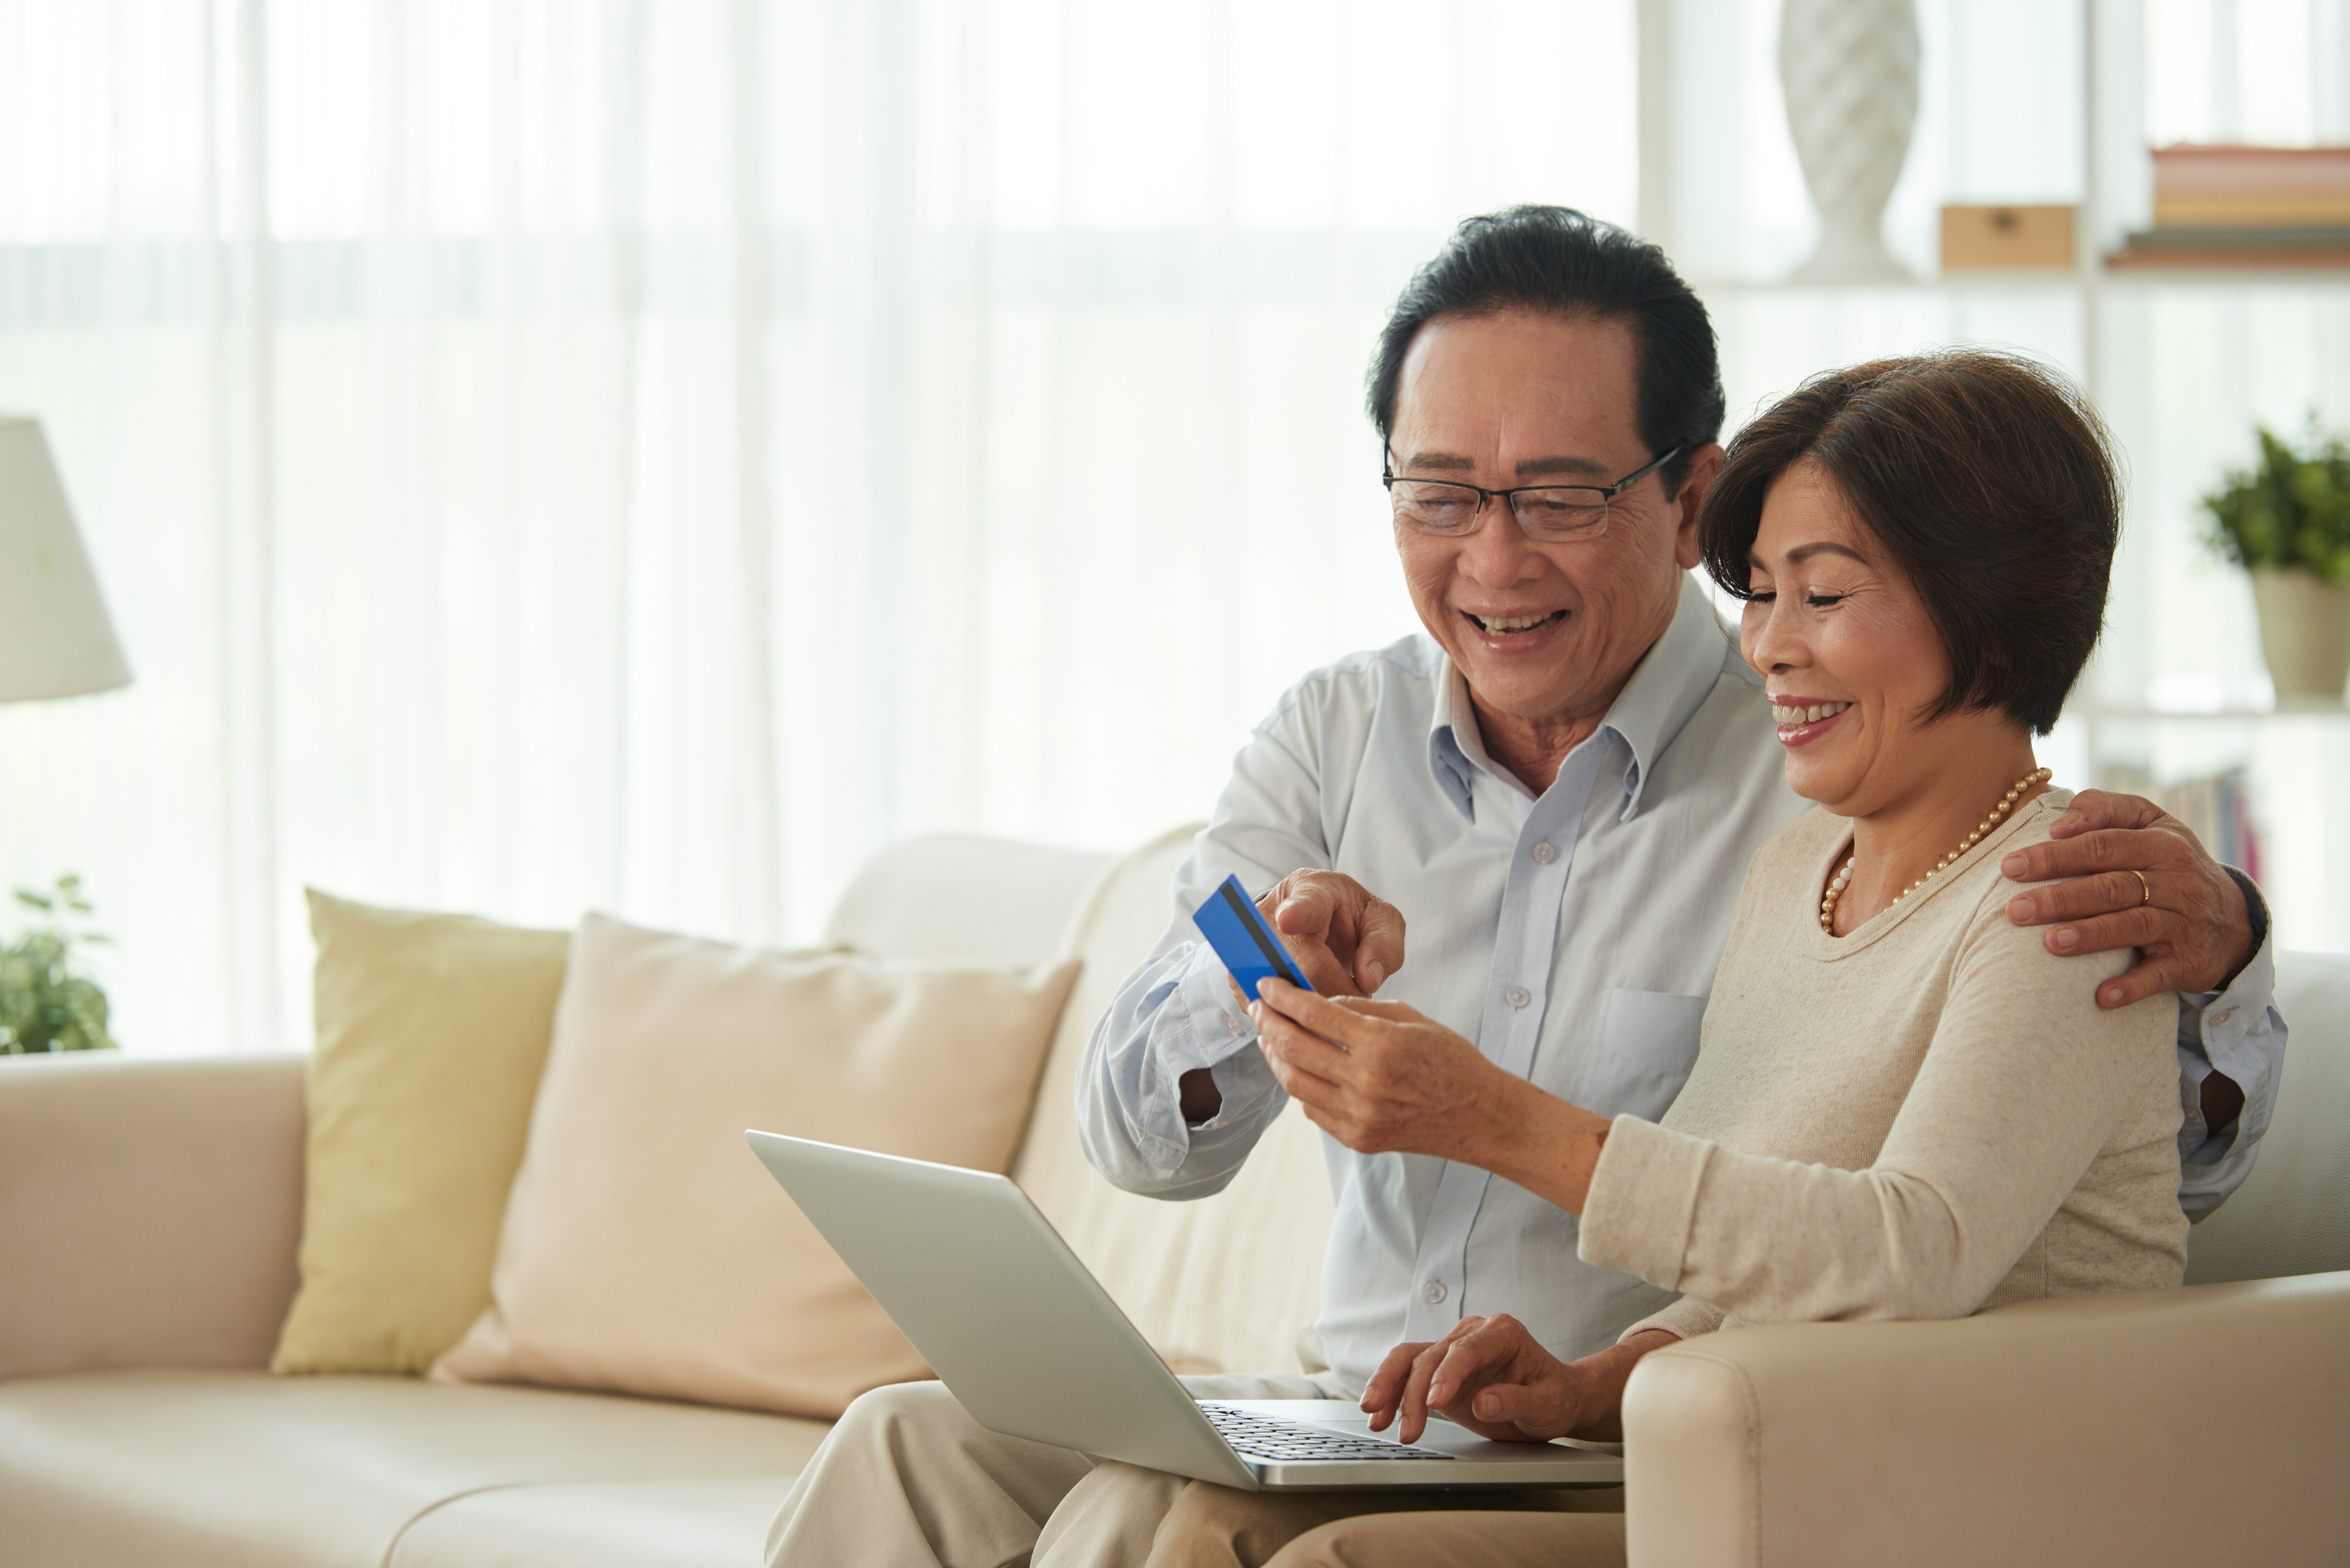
[1941,205,2076,270]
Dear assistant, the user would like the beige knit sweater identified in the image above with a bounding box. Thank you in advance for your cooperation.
[1579,790,2188,1342]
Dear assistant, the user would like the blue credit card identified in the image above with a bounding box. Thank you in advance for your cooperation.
[1191,875,1315,1001]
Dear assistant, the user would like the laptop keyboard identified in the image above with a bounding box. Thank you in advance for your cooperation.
[1200,1403,1453,1463]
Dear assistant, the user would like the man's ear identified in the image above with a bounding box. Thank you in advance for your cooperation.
[1670,444,1726,571]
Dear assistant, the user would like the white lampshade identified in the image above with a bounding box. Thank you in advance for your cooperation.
[0,415,132,702]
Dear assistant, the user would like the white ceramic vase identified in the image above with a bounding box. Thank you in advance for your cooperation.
[2249,566,2350,702]
[1779,0,1920,284]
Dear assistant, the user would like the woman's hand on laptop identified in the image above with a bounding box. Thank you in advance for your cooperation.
[1358,1315,1678,1446]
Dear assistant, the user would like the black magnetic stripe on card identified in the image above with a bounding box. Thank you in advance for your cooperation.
[1219,880,1302,986]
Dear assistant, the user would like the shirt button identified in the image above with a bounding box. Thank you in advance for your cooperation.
[2211,1008,2234,1026]
[1224,1013,1246,1036]
[1423,1281,1448,1304]
[1530,841,1557,864]
[1505,986,1531,1009]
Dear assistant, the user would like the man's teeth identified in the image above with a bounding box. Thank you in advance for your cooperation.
[1772,700,1852,728]
[1471,611,1561,633]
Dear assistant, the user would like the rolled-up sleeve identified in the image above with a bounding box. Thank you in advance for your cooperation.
[1075,943,1287,1198]
[1074,695,1334,1200]
[1619,1295,1726,1345]
[2173,869,2288,1221]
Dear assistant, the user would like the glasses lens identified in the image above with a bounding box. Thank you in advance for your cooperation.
[1511,490,1610,539]
[1390,481,1482,534]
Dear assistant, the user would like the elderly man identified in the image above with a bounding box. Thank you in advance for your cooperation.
[767,207,2283,1568]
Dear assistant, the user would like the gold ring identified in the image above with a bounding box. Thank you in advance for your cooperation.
[2131,869,2151,907]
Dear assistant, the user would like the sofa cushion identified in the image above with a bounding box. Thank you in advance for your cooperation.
[1013,824,1337,1380]
[433,913,1079,1417]
[274,892,571,1377]
[386,1479,792,1568]
[0,1369,826,1568]
[821,833,1113,965]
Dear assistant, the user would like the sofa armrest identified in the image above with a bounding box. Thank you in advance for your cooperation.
[0,1053,306,1380]
[1621,1272,2350,1568]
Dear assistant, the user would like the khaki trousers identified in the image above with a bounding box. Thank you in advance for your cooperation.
[1140,1482,1626,1568]
[764,1372,1340,1568]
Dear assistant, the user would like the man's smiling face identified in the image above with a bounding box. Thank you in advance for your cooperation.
[1387,309,1702,732]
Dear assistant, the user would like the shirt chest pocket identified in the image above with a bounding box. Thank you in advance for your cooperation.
[1571,987,1709,1122]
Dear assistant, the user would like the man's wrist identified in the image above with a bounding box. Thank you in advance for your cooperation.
[2216,867,2268,992]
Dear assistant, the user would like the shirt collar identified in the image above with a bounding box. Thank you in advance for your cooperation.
[1426,575,1739,823]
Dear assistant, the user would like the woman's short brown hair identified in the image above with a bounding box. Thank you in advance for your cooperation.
[1698,350,2119,736]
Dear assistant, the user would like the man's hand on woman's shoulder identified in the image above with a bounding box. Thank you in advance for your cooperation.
[1998,788,2257,1008]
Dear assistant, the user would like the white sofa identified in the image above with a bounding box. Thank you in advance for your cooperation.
[1,825,2345,1568]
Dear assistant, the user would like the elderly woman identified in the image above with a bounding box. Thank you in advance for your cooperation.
[1154,350,2189,1568]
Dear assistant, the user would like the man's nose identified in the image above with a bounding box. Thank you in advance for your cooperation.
[1456,505,1543,583]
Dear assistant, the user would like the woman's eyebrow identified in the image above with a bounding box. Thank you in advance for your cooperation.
[1784,542,1869,565]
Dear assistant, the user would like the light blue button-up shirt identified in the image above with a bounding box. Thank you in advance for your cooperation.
[1076,577,2286,1393]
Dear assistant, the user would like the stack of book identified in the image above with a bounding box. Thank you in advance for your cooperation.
[2109,145,2350,269]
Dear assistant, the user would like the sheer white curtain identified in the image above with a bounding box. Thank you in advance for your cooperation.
[0,0,1637,1055]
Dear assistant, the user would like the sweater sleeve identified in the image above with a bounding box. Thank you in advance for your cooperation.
[1619,1296,1726,1345]
[1577,901,2180,1324]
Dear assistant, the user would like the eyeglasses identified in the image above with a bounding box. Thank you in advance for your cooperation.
[1382,446,1682,541]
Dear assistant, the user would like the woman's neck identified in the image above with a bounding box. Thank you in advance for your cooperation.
[1834,742,2046,932]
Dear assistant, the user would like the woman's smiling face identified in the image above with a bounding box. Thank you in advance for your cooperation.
[1739,459,1959,815]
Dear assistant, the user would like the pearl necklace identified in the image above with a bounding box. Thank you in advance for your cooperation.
[1819,767,2052,935]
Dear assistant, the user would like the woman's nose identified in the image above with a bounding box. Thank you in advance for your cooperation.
[1745,595,1805,673]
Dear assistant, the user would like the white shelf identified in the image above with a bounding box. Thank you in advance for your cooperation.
[2090,704,2350,721]
[1689,269,2350,297]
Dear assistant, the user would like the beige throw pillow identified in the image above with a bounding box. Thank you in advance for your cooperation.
[430,912,1079,1417]
[273,891,571,1376]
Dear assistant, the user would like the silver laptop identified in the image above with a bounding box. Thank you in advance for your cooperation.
[746,1130,1624,1491]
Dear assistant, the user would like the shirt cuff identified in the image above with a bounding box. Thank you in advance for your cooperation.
[1577,1115,1714,1291]
[2228,866,2270,954]
[2176,870,2282,1164]
[1160,943,1264,1125]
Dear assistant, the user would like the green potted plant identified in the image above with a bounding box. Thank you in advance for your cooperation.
[1,873,119,1055]
[2202,422,2350,702]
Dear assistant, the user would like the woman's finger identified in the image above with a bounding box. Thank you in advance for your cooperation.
[1396,1318,1479,1445]
[1469,1377,1568,1438]
[1396,1342,1446,1445]
[1254,977,1412,1048]
[1361,1340,1432,1429]
[1258,1032,1347,1112]
[1324,997,1421,1022]
[1254,1006,1356,1087]
[1426,1326,1512,1409]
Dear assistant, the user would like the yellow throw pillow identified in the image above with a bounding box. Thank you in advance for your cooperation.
[271,891,571,1376]
[429,912,1079,1417]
